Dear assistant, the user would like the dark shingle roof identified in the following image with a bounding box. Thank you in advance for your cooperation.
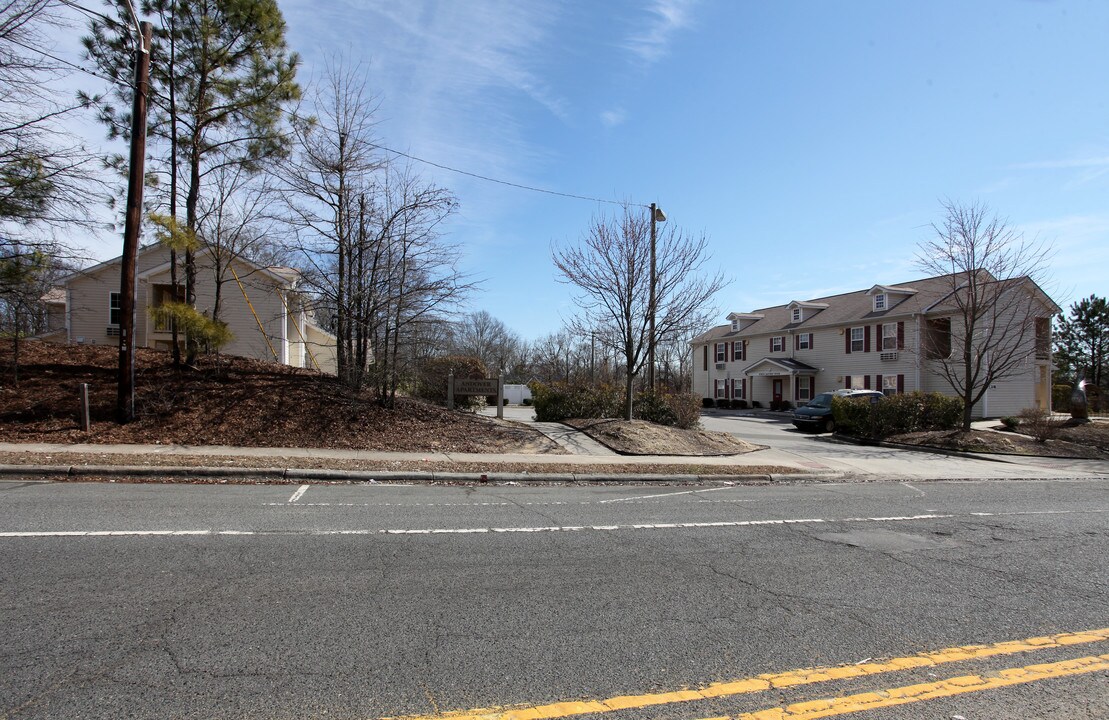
[693,274,964,344]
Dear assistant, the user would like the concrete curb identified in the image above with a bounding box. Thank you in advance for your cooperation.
[813,435,1024,464]
[0,464,840,485]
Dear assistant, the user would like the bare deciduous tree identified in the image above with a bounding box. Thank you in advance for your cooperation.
[917,200,1054,430]
[280,60,472,400]
[448,310,523,377]
[1,0,101,247]
[553,204,727,419]
[197,165,286,324]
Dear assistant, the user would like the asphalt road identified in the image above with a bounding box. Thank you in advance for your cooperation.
[2,477,1107,720]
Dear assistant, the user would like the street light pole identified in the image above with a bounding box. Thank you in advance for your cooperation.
[647,202,666,391]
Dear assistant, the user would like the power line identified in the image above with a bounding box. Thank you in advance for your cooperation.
[369,142,646,209]
[4,35,133,90]
[58,0,120,27]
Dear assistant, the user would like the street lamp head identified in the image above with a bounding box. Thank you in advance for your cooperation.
[653,206,667,222]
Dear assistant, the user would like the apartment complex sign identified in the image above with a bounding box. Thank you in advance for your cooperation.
[447,373,504,419]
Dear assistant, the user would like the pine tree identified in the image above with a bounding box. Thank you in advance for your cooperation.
[84,0,299,363]
[1054,295,1109,388]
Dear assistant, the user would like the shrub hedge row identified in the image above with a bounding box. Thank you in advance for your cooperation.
[831,391,963,440]
[529,382,702,429]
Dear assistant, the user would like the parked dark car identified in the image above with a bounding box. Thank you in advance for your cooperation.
[792,389,883,433]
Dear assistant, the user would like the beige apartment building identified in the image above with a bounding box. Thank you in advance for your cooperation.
[43,243,337,374]
[692,273,1058,418]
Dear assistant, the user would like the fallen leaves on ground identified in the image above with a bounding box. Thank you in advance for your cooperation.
[564,418,763,456]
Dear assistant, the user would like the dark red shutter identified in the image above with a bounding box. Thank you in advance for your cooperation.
[876,374,883,393]
[725,379,730,399]
[864,325,871,353]
[795,334,799,351]
[770,337,773,353]
[845,375,851,389]
[795,379,800,400]
[897,374,904,393]
[741,379,746,399]
[703,345,708,371]
[864,375,871,389]
[741,341,745,361]
[845,330,851,354]
[897,322,905,350]
[809,333,814,349]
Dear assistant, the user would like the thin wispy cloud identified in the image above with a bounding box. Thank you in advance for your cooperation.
[600,108,626,127]
[1012,155,1109,170]
[1011,154,1109,189]
[623,0,696,64]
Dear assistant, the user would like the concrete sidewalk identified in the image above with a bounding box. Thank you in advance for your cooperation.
[0,440,817,484]
[1,436,1106,484]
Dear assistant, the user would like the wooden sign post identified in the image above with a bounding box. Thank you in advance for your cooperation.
[447,373,504,418]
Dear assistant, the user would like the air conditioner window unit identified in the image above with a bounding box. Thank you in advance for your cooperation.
[715,363,726,370]
[880,352,898,361]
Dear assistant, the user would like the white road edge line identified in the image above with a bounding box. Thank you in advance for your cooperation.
[3,510,1106,539]
[288,485,310,504]
[597,486,736,504]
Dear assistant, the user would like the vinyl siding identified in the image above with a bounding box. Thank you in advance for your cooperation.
[61,244,338,372]
[693,322,920,406]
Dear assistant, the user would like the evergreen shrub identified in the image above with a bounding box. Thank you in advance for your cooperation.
[528,382,701,428]
[832,392,964,440]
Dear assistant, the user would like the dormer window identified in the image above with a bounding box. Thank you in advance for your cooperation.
[731,321,739,332]
[791,307,802,323]
[874,293,887,312]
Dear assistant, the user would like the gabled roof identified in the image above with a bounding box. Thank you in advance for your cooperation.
[787,300,829,309]
[694,271,1057,344]
[741,357,819,375]
[867,284,918,296]
[60,243,301,289]
[40,288,66,305]
[56,242,164,284]
[138,250,299,288]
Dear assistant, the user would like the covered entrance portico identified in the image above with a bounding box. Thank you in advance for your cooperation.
[741,357,820,409]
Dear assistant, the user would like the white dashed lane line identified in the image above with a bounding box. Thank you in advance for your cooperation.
[3,509,1105,538]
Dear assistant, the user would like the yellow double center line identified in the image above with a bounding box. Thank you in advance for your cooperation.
[384,627,1109,720]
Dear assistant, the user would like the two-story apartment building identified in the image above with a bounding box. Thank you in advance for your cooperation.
[692,273,1058,418]
[42,243,338,374]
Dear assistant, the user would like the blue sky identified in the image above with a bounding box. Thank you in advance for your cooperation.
[72,0,1109,340]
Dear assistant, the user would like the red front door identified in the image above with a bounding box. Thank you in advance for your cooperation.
[772,379,783,403]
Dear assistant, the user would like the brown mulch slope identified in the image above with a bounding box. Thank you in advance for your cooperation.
[889,427,1109,460]
[565,418,763,456]
[0,341,560,454]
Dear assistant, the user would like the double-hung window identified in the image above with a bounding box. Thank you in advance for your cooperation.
[715,343,726,362]
[882,375,898,395]
[109,292,121,326]
[791,308,802,323]
[798,333,811,350]
[797,376,811,402]
[850,327,864,352]
[771,336,784,353]
[882,323,897,350]
[874,293,887,311]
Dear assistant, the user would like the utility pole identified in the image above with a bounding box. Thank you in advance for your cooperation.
[117,21,152,424]
[647,203,666,391]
